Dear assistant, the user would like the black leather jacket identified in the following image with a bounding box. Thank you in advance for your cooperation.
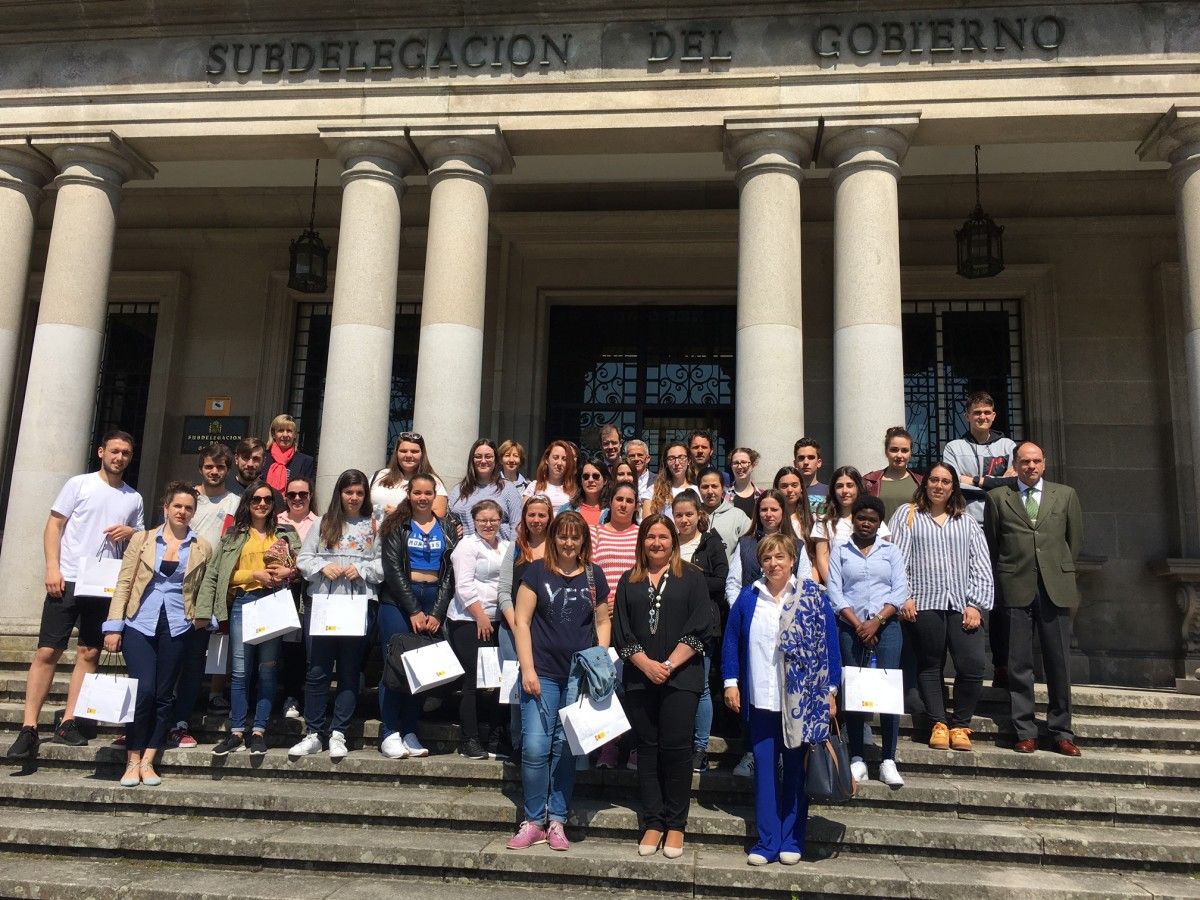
[380,515,458,621]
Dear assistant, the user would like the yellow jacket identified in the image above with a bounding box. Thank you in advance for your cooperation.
[107,527,214,625]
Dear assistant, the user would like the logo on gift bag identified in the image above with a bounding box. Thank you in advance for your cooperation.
[86,707,98,715]
[861,700,876,708]
[435,670,447,677]
[595,731,606,740]
[255,626,267,634]
[325,625,338,632]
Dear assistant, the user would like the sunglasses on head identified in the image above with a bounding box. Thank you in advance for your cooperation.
[398,431,423,443]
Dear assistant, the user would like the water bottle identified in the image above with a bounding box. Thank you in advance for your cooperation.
[868,651,878,669]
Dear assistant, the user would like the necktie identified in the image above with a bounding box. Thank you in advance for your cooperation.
[1024,489,1039,524]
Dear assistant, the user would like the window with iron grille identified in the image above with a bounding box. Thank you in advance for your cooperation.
[287,302,422,465]
[90,303,158,489]
[902,299,1025,473]
[544,305,736,469]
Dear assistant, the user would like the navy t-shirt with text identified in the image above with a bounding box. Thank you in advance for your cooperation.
[520,560,610,682]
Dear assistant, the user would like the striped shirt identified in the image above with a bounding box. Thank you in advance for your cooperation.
[591,523,639,609]
[888,503,994,613]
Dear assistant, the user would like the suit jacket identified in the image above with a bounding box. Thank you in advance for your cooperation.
[984,480,1083,609]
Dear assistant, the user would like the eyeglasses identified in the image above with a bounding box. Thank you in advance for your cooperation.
[398,432,423,443]
[581,473,603,482]
[285,491,310,500]
[250,495,274,506]
[666,454,687,463]
[475,518,502,526]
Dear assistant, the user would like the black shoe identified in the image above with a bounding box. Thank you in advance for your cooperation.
[459,738,487,760]
[692,749,709,773]
[211,733,245,756]
[51,719,87,747]
[487,728,512,761]
[6,726,39,759]
[248,733,268,755]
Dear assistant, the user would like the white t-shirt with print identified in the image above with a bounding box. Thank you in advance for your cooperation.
[51,473,145,580]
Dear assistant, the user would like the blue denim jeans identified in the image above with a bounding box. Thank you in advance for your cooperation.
[693,655,712,752]
[230,590,281,734]
[304,605,373,737]
[377,582,439,739]
[170,624,211,725]
[497,621,521,748]
[519,673,580,824]
[839,616,902,761]
[122,610,190,751]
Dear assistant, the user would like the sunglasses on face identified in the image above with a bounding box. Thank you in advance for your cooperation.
[581,473,603,481]
[250,495,274,506]
[285,491,309,500]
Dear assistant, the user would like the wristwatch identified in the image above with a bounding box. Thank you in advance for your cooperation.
[664,659,675,673]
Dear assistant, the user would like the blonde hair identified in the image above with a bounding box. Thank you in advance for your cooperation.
[757,532,798,565]
[268,414,297,446]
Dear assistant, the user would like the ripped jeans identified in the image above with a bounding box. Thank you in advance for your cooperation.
[229,590,281,734]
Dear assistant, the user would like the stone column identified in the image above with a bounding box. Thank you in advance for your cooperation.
[726,126,812,478]
[0,134,154,624]
[314,137,414,503]
[826,125,911,473]
[0,143,54,468]
[410,128,512,483]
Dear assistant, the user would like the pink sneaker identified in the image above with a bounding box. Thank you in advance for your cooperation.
[546,821,570,851]
[506,821,547,850]
[596,741,619,769]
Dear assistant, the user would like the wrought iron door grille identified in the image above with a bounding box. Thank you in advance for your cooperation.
[287,301,422,465]
[90,302,158,489]
[545,305,735,468]
[902,299,1025,473]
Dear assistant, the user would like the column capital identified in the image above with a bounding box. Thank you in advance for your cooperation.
[30,132,155,188]
[822,117,918,169]
[1137,106,1200,170]
[407,125,514,180]
[0,140,55,198]
[318,130,418,188]
[723,118,817,177]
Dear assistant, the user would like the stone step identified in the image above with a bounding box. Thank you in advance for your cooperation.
[2,847,1192,900]
[0,803,1196,891]
[17,740,1200,799]
[3,760,1198,836]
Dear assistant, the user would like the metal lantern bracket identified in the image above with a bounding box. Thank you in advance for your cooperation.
[956,144,1005,279]
[288,160,330,293]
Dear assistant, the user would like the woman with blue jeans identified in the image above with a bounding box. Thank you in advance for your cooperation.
[826,495,909,788]
[508,510,610,852]
[195,480,301,756]
[289,469,383,760]
[103,481,213,786]
[378,472,457,759]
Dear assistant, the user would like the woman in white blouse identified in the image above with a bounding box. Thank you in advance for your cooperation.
[370,431,449,519]
[812,466,892,584]
[447,499,512,760]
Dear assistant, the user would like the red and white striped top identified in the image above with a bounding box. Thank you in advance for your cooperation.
[590,523,639,608]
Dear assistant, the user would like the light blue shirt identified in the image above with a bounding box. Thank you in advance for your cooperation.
[102,531,196,638]
[825,538,909,620]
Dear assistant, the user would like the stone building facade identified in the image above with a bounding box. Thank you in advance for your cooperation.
[0,0,1196,687]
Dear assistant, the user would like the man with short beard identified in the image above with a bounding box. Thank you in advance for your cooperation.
[225,437,265,497]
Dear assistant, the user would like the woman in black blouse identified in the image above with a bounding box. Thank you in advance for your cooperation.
[614,513,716,861]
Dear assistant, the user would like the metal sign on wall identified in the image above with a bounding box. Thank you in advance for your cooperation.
[181,416,250,454]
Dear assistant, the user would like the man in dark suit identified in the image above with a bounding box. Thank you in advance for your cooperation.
[984,441,1084,756]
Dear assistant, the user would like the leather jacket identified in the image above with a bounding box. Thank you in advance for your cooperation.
[380,515,458,621]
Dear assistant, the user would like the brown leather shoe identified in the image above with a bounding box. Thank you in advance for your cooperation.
[929,722,950,750]
[1013,738,1037,754]
[1054,739,1082,757]
[948,727,973,752]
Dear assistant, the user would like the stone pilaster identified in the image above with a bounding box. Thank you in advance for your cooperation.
[0,134,154,624]
[410,127,512,483]
[314,134,415,503]
[725,121,815,478]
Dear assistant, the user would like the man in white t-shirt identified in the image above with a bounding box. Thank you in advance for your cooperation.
[6,431,145,758]
[193,442,239,547]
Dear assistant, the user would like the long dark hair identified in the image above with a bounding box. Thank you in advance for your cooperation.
[628,513,684,582]
[571,457,610,508]
[456,438,503,502]
[914,462,967,518]
[823,465,867,529]
[605,481,641,527]
[380,472,438,537]
[232,480,280,535]
[749,488,796,541]
[379,431,441,489]
[319,469,372,550]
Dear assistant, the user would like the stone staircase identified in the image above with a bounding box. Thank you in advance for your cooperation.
[0,633,1196,899]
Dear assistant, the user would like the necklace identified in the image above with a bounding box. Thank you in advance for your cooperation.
[647,569,669,635]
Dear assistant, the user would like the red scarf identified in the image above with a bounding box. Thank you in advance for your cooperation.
[267,443,295,492]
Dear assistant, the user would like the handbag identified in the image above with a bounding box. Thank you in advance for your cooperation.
[805,717,856,802]
[383,631,438,695]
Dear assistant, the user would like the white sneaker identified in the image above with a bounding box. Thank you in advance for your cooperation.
[879,759,904,788]
[328,731,348,759]
[779,851,801,865]
[402,732,429,758]
[746,852,770,866]
[850,756,869,783]
[380,732,409,759]
[288,733,322,757]
[283,698,302,720]
[733,752,755,778]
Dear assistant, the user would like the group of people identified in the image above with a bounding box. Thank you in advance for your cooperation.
[5,392,1085,866]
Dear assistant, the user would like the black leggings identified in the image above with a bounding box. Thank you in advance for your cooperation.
[447,619,502,743]
[912,609,986,728]
[624,684,699,832]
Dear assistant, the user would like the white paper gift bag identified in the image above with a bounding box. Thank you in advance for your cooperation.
[74,555,122,598]
[309,590,368,638]
[559,693,631,756]
[241,588,301,645]
[204,633,229,675]
[476,646,502,689]
[842,665,905,717]
[499,660,520,704]
[73,672,137,724]
[401,640,464,694]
